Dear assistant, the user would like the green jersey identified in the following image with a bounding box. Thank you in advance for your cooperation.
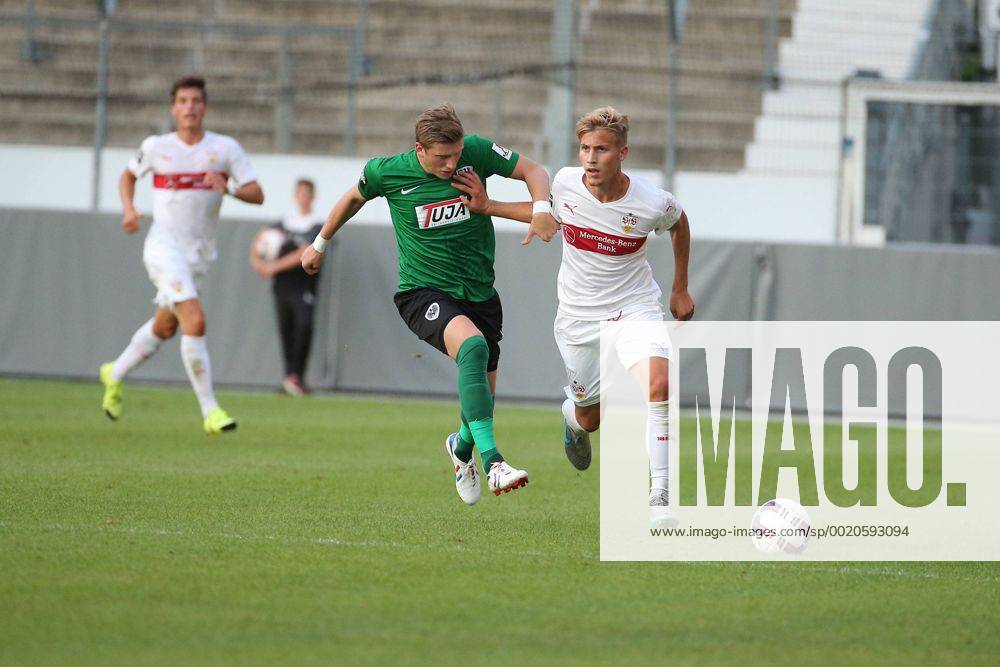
[357,134,520,302]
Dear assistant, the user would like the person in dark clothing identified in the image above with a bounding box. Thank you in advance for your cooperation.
[250,178,325,395]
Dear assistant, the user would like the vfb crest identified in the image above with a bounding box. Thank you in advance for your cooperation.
[621,212,637,233]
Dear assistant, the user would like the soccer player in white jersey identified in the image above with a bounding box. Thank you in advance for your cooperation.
[453,107,694,521]
[99,76,265,434]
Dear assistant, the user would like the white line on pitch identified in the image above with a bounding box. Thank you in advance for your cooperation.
[2,522,997,580]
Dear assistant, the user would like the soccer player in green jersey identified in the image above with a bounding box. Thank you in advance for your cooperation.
[302,104,559,504]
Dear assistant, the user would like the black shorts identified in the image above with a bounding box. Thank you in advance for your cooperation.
[393,287,503,372]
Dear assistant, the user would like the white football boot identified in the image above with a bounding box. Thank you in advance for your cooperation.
[445,433,481,505]
[487,460,529,496]
[649,488,679,528]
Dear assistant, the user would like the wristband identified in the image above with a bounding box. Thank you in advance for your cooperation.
[226,182,238,196]
[532,200,552,215]
[312,235,330,253]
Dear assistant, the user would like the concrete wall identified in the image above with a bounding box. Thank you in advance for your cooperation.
[4,208,1000,405]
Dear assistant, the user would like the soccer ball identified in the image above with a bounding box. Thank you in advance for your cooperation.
[750,498,811,555]
[255,228,286,262]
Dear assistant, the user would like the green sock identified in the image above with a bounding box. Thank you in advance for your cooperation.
[470,418,503,468]
[454,413,474,463]
[455,336,503,469]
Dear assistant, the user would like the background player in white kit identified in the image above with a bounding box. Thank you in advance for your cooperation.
[100,76,265,434]
[453,107,694,521]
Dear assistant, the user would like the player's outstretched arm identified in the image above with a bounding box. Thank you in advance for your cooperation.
[510,156,559,244]
[452,170,533,223]
[119,169,142,234]
[668,211,695,321]
[301,184,367,275]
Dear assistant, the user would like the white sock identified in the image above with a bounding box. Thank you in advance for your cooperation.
[562,398,587,435]
[180,335,219,417]
[111,318,163,381]
[647,400,670,497]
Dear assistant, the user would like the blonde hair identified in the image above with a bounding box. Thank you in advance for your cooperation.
[415,104,465,147]
[575,106,629,145]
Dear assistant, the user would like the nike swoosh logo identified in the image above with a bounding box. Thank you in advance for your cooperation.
[401,185,421,195]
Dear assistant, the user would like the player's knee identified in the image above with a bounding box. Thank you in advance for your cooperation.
[456,335,489,367]
[182,312,206,336]
[153,320,177,339]
[648,375,669,402]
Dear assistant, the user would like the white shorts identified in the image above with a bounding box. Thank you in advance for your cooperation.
[554,303,672,407]
[142,237,207,311]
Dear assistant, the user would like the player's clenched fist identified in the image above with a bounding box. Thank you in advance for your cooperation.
[527,212,560,243]
[669,289,695,321]
[301,245,324,275]
[122,208,142,233]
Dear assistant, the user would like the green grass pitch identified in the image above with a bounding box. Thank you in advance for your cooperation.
[1,377,998,665]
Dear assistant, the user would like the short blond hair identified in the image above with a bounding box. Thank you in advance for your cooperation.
[415,104,465,147]
[575,106,629,145]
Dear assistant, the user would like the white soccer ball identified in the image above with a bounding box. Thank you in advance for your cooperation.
[255,228,286,262]
[750,498,811,555]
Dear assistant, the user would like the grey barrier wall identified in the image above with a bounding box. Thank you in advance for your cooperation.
[767,243,1000,320]
[2,208,1000,407]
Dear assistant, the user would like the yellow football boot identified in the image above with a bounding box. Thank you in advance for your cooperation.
[99,363,123,421]
[203,407,237,435]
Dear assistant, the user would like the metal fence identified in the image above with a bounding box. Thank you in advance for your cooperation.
[7,0,994,249]
[2,1,791,201]
[10,1,365,209]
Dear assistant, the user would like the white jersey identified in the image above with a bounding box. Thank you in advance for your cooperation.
[128,131,257,266]
[280,211,323,234]
[551,166,682,321]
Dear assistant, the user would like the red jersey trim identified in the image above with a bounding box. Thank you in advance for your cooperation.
[561,223,647,256]
[153,172,228,190]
